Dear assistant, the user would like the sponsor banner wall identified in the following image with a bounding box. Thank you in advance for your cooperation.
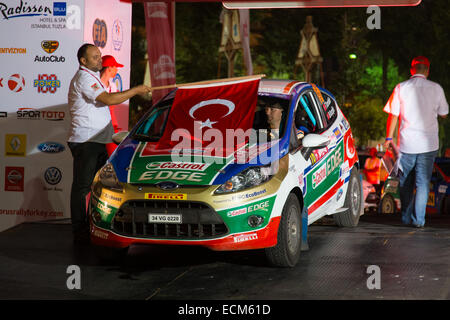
[0,0,131,232]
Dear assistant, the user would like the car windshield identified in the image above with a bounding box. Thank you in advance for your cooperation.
[131,95,290,143]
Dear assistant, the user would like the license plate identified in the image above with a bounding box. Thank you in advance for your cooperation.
[148,213,182,224]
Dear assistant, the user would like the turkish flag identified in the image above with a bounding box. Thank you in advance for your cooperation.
[154,79,260,157]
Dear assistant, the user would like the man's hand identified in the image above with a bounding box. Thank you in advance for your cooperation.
[134,84,151,96]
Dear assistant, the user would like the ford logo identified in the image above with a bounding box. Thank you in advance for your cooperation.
[38,142,65,153]
[156,181,179,190]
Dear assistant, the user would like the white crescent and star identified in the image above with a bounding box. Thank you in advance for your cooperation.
[346,135,355,159]
[188,99,235,129]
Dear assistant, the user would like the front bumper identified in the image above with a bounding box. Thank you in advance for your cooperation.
[89,164,287,250]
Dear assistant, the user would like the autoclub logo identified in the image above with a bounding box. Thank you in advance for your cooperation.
[112,19,123,51]
[37,142,65,154]
[34,74,60,93]
[41,40,59,54]
[16,107,65,121]
[93,18,107,48]
[44,167,62,185]
[5,167,24,192]
[36,40,65,63]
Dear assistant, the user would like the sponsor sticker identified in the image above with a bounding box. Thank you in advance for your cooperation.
[312,163,327,189]
[333,127,342,140]
[146,161,210,171]
[233,232,258,243]
[145,193,187,200]
[139,170,206,182]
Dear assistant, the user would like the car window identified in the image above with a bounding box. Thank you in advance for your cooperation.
[294,91,322,137]
[320,92,338,128]
[254,96,290,141]
[133,102,172,141]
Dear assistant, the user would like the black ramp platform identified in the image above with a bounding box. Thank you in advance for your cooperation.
[0,213,449,300]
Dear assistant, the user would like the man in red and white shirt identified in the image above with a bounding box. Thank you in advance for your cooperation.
[67,44,150,243]
[383,56,448,227]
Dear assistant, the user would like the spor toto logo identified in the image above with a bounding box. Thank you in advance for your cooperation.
[44,167,62,185]
[8,74,25,92]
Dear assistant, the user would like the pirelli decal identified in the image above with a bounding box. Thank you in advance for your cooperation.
[145,193,187,200]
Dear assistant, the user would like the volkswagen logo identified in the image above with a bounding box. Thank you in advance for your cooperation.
[44,167,62,185]
[156,181,179,190]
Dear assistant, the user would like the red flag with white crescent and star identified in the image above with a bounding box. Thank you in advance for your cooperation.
[153,79,260,156]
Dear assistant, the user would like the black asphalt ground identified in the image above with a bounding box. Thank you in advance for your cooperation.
[0,211,449,300]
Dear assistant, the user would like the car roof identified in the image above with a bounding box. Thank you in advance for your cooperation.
[258,79,308,96]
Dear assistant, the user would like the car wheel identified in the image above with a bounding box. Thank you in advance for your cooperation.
[334,167,362,227]
[380,194,396,214]
[94,245,129,263]
[265,194,302,268]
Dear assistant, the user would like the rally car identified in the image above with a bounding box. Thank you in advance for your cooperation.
[89,79,363,267]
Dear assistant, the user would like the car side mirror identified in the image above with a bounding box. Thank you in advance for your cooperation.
[301,134,330,160]
[112,131,129,145]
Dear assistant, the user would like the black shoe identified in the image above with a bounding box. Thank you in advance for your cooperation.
[412,224,424,229]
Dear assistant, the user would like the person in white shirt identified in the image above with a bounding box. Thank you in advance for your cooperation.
[383,56,448,228]
[68,43,151,243]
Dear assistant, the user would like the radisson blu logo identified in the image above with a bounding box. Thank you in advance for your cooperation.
[0,1,66,20]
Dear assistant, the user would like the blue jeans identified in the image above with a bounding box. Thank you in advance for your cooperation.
[398,150,438,226]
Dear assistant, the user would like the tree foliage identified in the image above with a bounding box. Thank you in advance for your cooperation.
[130,0,449,153]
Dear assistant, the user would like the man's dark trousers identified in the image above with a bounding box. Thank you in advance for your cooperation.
[68,142,108,235]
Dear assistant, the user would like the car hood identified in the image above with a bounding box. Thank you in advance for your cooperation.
[109,137,285,186]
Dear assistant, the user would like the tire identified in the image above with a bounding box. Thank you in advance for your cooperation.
[379,194,396,214]
[334,167,362,227]
[94,245,129,263]
[265,194,302,268]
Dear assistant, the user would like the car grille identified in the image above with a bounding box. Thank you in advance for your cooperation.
[111,200,228,239]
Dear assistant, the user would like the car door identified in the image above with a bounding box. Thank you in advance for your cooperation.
[307,85,346,221]
[290,86,332,224]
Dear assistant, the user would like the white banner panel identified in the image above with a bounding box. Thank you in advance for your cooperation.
[0,0,84,232]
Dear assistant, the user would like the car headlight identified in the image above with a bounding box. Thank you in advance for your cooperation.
[215,166,273,194]
[98,163,122,191]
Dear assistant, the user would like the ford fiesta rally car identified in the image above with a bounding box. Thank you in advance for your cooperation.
[89,79,363,267]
